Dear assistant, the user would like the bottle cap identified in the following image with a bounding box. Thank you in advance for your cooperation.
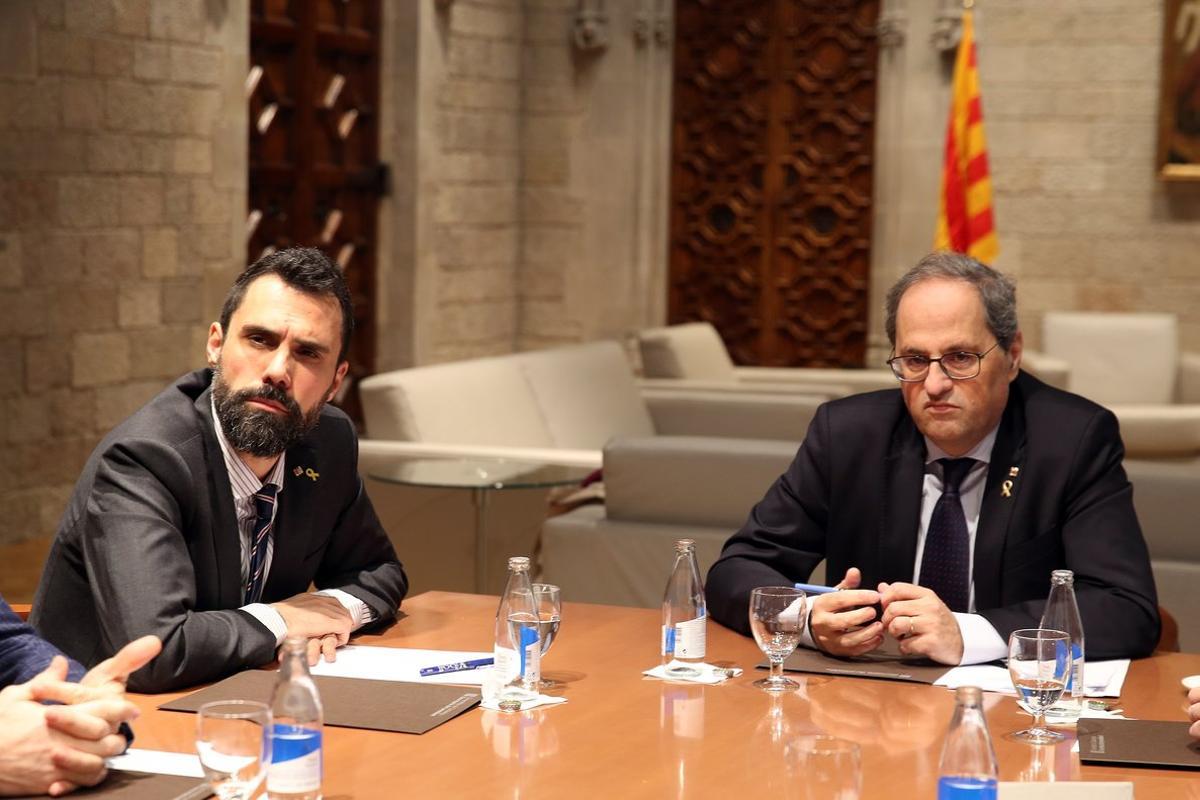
[955,685,983,706]
[507,556,531,570]
[1050,569,1074,584]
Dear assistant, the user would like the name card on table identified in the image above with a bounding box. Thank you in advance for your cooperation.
[999,783,1132,800]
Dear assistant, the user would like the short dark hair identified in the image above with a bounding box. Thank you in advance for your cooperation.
[220,247,354,362]
[884,251,1018,350]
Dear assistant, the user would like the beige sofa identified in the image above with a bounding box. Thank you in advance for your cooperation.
[359,340,829,469]
[356,341,824,594]
[636,321,896,396]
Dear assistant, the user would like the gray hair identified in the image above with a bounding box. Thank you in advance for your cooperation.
[884,251,1018,349]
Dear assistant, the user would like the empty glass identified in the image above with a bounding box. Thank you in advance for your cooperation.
[532,583,562,689]
[196,700,271,800]
[791,736,862,800]
[1006,628,1070,744]
[748,586,807,692]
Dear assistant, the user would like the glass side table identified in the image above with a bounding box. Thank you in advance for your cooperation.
[368,458,593,592]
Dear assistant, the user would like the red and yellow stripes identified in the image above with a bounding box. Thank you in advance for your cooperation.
[934,10,998,265]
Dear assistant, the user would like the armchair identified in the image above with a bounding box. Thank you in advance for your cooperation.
[1038,312,1200,456]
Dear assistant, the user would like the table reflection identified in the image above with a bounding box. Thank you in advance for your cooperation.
[660,683,706,739]
[808,677,944,754]
[480,708,560,764]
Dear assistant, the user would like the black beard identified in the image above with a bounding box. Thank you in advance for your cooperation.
[211,366,324,457]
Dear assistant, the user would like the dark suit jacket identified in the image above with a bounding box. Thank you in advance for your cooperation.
[707,371,1160,659]
[31,370,408,692]
[0,596,84,687]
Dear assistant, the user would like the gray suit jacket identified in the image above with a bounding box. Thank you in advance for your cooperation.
[31,370,407,692]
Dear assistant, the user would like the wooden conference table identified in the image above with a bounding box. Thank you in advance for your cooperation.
[131,592,1200,799]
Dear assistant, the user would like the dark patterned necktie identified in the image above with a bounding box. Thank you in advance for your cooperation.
[918,458,974,613]
[244,484,278,604]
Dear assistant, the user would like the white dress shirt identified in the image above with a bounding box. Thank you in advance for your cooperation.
[212,397,373,645]
[918,427,1008,664]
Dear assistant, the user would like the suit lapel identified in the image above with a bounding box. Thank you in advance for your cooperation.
[973,384,1027,610]
[880,418,927,585]
[195,387,245,609]
[262,441,318,602]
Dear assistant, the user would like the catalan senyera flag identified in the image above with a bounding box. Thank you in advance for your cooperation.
[934,9,998,265]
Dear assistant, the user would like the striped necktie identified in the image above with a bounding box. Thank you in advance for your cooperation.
[918,458,974,613]
[244,484,278,604]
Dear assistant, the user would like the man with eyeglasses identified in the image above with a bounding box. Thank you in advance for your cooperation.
[707,251,1159,665]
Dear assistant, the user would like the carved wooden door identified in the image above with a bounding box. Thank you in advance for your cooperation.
[247,0,384,422]
[669,0,878,367]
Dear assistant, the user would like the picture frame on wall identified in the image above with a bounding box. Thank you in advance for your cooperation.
[1158,0,1200,179]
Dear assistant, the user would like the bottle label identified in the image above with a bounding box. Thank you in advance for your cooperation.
[673,615,706,659]
[495,645,517,682]
[661,625,675,657]
[519,624,541,684]
[268,724,321,793]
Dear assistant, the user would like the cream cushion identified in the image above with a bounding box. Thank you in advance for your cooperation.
[1043,312,1178,405]
[519,342,654,449]
[359,356,553,447]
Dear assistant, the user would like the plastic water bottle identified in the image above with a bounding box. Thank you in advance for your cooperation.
[268,637,323,800]
[937,686,998,799]
[1039,569,1085,724]
[661,539,706,677]
[495,556,540,701]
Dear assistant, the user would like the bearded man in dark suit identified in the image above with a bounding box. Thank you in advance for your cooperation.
[707,252,1159,664]
[33,248,406,692]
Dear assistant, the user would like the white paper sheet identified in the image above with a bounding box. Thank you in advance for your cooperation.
[308,646,493,685]
[106,748,205,778]
[935,659,1130,698]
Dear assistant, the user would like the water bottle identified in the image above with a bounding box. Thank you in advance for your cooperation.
[1039,569,1085,724]
[494,556,541,701]
[661,539,706,677]
[937,686,998,799]
[268,637,323,800]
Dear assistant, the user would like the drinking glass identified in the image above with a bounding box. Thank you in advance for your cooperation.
[532,583,561,689]
[196,700,271,800]
[791,736,862,800]
[748,586,807,692]
[1006,628,1070,744]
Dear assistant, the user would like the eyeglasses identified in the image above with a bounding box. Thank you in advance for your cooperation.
[887,342,1001,382]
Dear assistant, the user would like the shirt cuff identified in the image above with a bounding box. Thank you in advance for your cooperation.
[954,612,1008,665]
[241,602,289,646]
[315,588,376,630]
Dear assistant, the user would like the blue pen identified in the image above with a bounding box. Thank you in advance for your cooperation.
[419,657,495,677]
[794,582,838,595]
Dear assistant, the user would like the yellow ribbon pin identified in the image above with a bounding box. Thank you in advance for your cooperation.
[1001,479,1013,498]
[305,468,319,481]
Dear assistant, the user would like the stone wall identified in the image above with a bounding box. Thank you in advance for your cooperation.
[869,0,1200,359]
[375,0,672,370]
[0,0,246,544]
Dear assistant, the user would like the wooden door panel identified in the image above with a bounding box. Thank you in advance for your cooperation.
[248,0,382,423]
[669,0,878,368]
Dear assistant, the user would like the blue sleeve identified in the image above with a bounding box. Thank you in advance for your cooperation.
[0,596,86,686]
